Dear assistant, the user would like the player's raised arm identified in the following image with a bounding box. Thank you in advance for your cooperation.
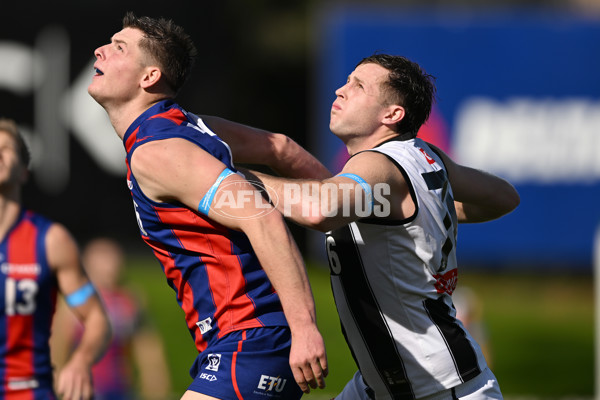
[247,150,409,233]
[200,115,333,180]
[428,143,520,223]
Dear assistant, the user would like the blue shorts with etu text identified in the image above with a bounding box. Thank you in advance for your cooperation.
[187,326,303,400]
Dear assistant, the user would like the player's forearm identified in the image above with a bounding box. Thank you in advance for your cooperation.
[201,115,331,179]
[268,134,332,180]
[454,173,520,223]
[242,215,318,329]
[248,170,347,232]
[71,300,112,366]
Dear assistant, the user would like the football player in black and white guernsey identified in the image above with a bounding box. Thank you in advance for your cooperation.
[241,54,520,400]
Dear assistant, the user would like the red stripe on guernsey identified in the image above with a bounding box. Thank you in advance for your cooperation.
[5,217,37,390]
[148,107,186,124]
[232,330,247,400]
[124,126,139,153]
[149,207,264,351]
[125,108,183,153]
[153,249,205,350]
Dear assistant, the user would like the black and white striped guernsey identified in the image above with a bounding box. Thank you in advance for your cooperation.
[325,138,487,400]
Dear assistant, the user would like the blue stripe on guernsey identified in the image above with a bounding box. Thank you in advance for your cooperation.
[198,168,236,215]
[338,173,374,211]
[65,282,95,307]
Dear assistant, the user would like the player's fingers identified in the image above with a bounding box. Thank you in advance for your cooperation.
[292,365,310,394]
[301,362,318,389]
[69,379,82,400]
[311,358,327,389]
[81,379,93,400]
[58,378,73,400]
[321,356,329,377]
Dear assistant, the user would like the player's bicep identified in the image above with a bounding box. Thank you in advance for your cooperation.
[204,173,276,231]
[131,138,231,207]
[46,225,99,313]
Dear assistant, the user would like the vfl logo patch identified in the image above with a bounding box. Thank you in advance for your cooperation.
[196,317,212,334]
[205,353,221,372]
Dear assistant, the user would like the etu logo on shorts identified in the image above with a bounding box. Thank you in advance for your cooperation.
[205,354,221,372]
[257,375,287,392]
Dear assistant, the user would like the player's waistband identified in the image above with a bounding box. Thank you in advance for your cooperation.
[417,367,499,400]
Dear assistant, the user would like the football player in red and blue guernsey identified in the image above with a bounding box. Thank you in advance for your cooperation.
[88,13,330,400]
[0,118,111,400]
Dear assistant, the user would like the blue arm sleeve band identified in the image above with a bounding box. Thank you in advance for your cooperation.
[65,282,96,307]
[198,168,236,215]
[338,173,374,210]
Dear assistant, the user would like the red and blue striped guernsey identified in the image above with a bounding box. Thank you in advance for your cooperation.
[123,100,288,377]
[0,209,57,398]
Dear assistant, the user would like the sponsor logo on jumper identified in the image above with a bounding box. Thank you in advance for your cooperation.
[433,268,458,295]
[418,147,436,165]
[1,263,41,276]
[7,377,39,391]
[205,353,221,372]
[196,317,213,335]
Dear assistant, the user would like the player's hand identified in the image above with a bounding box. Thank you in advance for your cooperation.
[55,355,94,400]
[289,323,328,393]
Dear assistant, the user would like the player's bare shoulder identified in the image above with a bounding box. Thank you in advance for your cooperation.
[45,223,79,273]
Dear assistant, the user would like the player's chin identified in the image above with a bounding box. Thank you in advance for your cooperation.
[87,85,104,103]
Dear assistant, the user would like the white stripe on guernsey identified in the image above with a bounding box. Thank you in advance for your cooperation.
[350,221,365,245]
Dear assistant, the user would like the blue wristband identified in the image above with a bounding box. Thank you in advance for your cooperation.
[338,173,374,210]
[198,168,236,215]
[65,282,95,307]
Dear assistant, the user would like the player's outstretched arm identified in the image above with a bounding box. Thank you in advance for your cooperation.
[209,177,328,393]
[47,224,112,400]
[428,143,520,223]
[200,115,333,180]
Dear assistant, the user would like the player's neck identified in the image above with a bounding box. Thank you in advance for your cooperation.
[345,129,400,156]
[0,195,22,242]
[106,96,168,139]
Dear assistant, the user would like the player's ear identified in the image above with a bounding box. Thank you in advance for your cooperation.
[140,66,161,89]
[382,105,405,125]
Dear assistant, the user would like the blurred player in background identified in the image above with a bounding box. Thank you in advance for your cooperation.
[453,285,493,367]
[0,117,111,400]
[52,237,172,400]
[88,13,329,400]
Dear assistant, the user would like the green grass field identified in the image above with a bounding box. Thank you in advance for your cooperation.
[123,255,594,399]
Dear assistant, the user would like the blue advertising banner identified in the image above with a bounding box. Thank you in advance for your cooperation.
[312,7,600,269]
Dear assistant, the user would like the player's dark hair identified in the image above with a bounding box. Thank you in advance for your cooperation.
[0,117,31,168]
[123,12,198,95]
[357,54,436,139]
